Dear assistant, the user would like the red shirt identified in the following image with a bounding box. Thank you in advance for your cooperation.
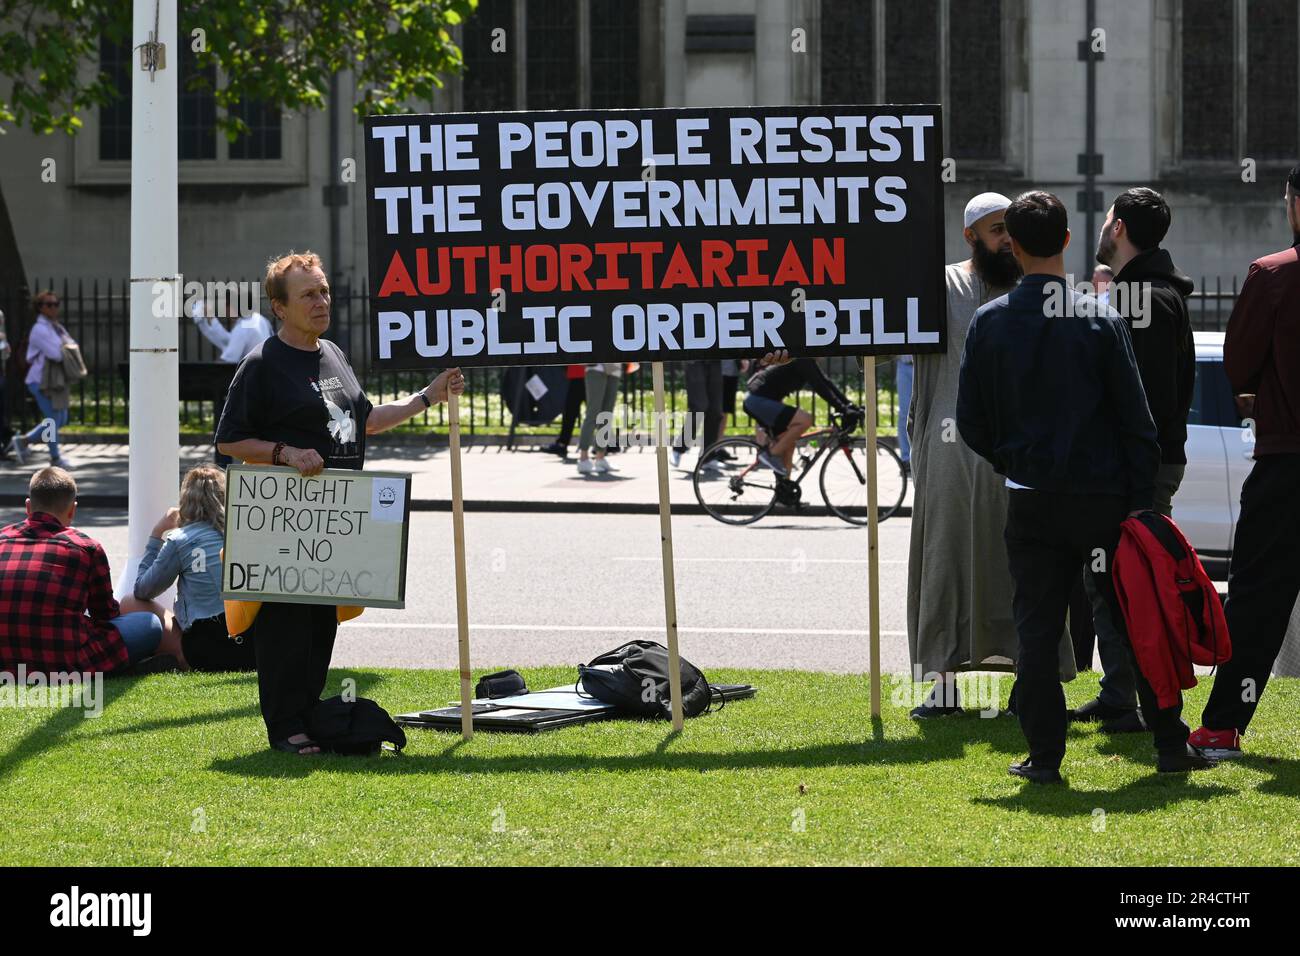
[1225,241,1300,456]
[0,512,129,673]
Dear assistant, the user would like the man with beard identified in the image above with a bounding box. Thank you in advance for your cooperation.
[1072,187,1196,732]
[906,192,1078,717]
[1188,165,1300,759]
[957,191,1214,780]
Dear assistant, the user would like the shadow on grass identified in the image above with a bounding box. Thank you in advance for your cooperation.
[0,669,387,776]
[1237,754,1300,799]
[972,776,1236,815]
[205,708,1062,781]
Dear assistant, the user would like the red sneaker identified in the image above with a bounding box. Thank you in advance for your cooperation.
[1188,727,1243,760]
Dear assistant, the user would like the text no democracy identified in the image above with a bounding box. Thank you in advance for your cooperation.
[222,467,410,608]
[365,105,946,369]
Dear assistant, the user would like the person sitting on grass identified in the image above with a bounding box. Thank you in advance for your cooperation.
[0,467,175,675]
[124,464,254,673]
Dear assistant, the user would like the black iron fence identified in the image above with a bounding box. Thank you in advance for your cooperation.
[0,275,1242,439]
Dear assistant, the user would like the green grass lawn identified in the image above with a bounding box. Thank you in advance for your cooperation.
[2,668,1295,866]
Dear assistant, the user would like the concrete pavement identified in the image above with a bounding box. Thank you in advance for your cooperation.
[0,439,914,515]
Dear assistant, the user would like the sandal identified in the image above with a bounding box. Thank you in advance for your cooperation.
[270,735,324,755]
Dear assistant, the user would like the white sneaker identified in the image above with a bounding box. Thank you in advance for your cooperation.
[757,450,788,476]
[594,457,616,473]
[699,457,722,474]
[577,458,594,475]
[669,448,683,468]
[8,436,29,466]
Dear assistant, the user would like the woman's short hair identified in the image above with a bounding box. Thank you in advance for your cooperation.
[264,251,324,311]
[31,289,56,312]
[177,464,226,535]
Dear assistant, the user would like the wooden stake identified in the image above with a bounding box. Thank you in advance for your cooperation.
[864,358,882,717]
[651,362,685,730]
[447,389,473,740]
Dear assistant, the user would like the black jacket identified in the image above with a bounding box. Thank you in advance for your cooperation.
[956,274,1161,512]
[1110,248,1196,464]
[746,357,854,412]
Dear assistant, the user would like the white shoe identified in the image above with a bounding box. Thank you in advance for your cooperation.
[757,450,788,476]
[593,457,615,473]
[50,455,72,470]
[669,448,683,468]
[8,436,29,466]
[698,457,722,474]
[577,458,594,475]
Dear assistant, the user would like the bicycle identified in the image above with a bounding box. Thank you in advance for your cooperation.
[692,409,908,526]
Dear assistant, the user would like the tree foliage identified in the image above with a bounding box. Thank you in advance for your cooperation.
[0,0,476,137]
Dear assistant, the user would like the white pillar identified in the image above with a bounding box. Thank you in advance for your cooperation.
[117,0,180,599]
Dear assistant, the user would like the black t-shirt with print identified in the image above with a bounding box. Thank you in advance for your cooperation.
[216,335,374,469]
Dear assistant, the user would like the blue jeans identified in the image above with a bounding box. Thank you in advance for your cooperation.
[24,382,69,459]
[896,357,913,463]
[108,611,164,665]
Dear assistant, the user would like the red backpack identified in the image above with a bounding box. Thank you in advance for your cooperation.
[1112,512,1232,710]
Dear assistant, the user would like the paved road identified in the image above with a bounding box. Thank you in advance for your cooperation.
[31,506,1289,679]
[75,508,915,675]
[0,440,914,512]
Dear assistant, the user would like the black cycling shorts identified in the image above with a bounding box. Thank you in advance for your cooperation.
[743,393,798,437]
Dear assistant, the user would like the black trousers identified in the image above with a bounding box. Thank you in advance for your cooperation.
[1005,490,1188,768]
[675,361,723,453]
[556,376,586,448]
[1202,454,1300,734]
[1068,572,1096,671]
[250,601,338,744]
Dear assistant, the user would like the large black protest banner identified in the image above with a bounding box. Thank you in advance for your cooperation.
[364,106,945,370]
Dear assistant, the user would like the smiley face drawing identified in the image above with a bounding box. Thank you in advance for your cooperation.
[378,486,396,509]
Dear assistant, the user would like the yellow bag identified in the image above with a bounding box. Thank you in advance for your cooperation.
[225,600,364,637]
[220,547,365,635]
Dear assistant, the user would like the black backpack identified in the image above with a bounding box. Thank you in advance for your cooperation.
[578,640,717,719]
[305,695,407,755]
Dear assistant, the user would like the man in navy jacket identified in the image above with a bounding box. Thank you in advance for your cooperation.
[956,190,1216,782]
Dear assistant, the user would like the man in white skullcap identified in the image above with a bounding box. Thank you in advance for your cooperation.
[905,192,1078,716]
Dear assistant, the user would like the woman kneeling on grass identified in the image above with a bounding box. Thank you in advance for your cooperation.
[123,464,254,672]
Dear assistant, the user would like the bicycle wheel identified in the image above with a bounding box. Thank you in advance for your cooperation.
[692,438,779,525]
[819,436,907,525]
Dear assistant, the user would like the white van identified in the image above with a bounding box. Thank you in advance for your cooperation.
[1175,331,1253,579]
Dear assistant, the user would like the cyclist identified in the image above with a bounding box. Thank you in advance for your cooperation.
[742,355,863,475]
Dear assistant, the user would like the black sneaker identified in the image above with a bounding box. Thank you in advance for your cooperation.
[1071,696,1137,723]
[1008,759,1064,784]
[1101,709,1148,734]
[1157,744,1219,773]
[540,442,568,457]
[909,683,962,719]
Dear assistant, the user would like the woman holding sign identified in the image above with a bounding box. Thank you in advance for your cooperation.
[217,251,465,755]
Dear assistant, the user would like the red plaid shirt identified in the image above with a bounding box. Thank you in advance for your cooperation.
[0,512,129,673]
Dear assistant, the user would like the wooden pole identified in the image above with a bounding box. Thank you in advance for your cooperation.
[864,358,882,717]
[651,362,685,730]
[447,390,473,740]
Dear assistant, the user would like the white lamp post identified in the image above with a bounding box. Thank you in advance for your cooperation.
[117,0,180,598]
